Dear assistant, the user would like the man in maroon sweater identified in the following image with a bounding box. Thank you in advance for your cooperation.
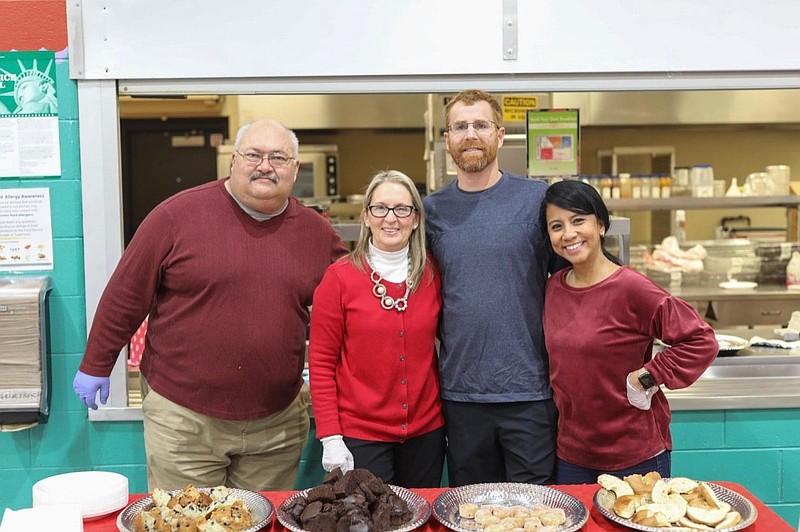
[73,119,347,491]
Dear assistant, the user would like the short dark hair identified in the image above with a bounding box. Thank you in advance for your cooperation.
[540,179,622,265]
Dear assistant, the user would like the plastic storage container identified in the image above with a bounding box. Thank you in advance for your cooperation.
[630,175,642,199]
[660,174,672,198]
[650,175,661,199]
[599,175,612,199]
[639,174,651,198]
[618,173,632,198]
[703,256,762,276]
[690,164,715,197]
[766,164,791,196]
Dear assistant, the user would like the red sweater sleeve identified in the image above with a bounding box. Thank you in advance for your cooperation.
[308,264,347,437]
[644,295,717,390]
[80,205,175,376]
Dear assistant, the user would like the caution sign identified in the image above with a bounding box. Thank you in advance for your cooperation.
[502,95,539,122]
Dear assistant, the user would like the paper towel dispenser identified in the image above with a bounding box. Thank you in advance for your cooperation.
[0,276,52,424]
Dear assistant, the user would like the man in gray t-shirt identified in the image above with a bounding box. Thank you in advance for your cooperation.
[424,89,560,486]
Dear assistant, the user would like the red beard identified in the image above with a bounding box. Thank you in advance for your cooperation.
[447,139,498,173]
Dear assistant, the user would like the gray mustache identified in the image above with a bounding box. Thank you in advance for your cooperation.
[249,171,278,184]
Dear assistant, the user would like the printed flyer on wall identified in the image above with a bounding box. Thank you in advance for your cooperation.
[0,188,54,271]
[526,109,580,178]
[0,50,61,178]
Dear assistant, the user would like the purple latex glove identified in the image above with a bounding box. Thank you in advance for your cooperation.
[73,370,110,410]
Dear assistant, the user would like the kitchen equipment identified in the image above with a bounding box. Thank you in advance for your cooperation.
[716,215,787,242]
[715,334,750,356]
[726,178,742,197]
[32,471,128,521]
[432,483,589,532]
[117,487,273,532]
[594,479,757,531]
[277,484,430,532]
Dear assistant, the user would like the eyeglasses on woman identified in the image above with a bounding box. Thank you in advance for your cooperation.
[367,204,415,218]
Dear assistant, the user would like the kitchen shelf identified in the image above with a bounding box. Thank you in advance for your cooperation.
[606,195,800,241]
[605,195,800,211]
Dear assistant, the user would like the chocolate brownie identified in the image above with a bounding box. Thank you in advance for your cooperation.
[288,468,413,531]
[306,483,336,504]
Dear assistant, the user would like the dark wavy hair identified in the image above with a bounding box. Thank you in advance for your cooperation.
[539,179,623,266]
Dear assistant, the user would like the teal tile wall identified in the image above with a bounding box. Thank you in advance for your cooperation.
[48,295,87,354]
[786,450,800,500]
[44,179,83,238]
[671,410,725,448]
[673,409,800,526]
[297,421,326,489]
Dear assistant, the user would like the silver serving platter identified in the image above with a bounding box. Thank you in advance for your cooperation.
[432,483,589,532]
[716,334,750,352]
[277,484,431,532]
[593,479,758,532]
[116,487,273,532]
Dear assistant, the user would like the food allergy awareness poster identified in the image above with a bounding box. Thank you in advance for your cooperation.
[0,50,61,178]
[526,109,580,178]
[0,188,54,271]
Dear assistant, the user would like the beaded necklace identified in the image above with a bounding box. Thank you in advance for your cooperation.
[367,256,411,312]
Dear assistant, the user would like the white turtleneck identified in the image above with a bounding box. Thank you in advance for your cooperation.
[368,241,409,283]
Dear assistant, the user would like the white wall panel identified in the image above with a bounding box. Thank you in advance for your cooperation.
[69,0,800,82]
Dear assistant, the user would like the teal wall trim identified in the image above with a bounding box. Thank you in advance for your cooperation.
[672,409,800,526]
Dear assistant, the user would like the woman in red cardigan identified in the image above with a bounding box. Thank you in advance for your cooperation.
[309,170,445,487]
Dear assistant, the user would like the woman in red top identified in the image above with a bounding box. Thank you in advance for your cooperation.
[309,170,445,487]
[540,179,717,484]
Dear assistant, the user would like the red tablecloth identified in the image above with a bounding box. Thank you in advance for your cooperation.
[86,482,793,531]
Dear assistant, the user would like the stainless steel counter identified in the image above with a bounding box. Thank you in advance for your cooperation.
[664,328,800,410]
[668,286,800,328]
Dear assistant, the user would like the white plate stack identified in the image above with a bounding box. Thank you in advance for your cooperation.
[32,471,129,521]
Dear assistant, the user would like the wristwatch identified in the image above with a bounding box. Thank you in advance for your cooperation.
[638,370,657,389]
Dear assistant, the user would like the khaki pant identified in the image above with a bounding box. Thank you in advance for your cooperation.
[141,381,310,492]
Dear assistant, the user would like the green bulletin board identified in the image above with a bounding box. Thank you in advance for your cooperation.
[526,109,580,178]
[0,50,60,178]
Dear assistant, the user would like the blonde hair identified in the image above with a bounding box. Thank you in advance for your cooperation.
[350,170,430,292]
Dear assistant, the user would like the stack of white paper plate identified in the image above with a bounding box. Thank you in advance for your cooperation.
[32,471,129,520]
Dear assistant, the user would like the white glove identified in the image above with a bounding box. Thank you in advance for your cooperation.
[626,374,656,410]
[320,435,354,473]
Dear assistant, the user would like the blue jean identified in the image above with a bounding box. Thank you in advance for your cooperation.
[555,450,671,484]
